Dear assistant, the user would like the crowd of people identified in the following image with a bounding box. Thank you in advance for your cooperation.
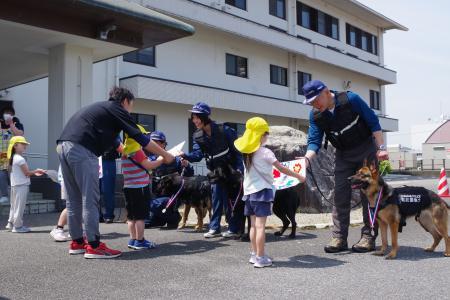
[2,79,388,268]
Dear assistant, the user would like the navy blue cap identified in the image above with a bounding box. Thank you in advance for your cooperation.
[188,102,211,115]
[302,80,327,104]
[150,131,166,142]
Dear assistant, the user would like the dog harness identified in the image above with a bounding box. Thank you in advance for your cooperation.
[381,186,432,232]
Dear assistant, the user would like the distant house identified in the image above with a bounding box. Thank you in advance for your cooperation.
[422,120,450,169]
[387,144,417,170]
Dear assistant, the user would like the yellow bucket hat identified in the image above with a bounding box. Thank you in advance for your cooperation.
[7,136,30,159]
[123,124,149,155]
[234,117,269,154]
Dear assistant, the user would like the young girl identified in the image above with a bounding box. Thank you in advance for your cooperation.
[234,117,305,268]
[122,125,165,250]
[5,136,45,233]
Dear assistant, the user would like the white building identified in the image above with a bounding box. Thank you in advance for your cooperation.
[1,0,407,170]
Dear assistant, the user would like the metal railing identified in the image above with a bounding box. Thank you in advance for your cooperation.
[390,159,449,171]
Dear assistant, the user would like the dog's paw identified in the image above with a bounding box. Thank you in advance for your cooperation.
[274,231,283,236]
[373,250,385,256]
[444,252,450,257]
[177,224,186,230]
[424,247,435,252]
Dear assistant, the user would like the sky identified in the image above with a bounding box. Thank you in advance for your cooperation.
[357,0,450,149]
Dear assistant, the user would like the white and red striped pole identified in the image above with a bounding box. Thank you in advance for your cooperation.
[438,168,450,198]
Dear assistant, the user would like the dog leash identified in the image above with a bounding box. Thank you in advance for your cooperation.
[368,186,384,235]
[162,179,185,213]
[229,180,243,214]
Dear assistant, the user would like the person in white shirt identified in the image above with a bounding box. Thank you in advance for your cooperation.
[234,117,305,268]
[5,136,45,233]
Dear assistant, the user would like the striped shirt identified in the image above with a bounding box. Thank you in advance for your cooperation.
[121,149,150,188]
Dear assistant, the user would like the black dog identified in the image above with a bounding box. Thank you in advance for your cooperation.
[157,173,212,231]
[273,187,300,239]
[207,164,250,241]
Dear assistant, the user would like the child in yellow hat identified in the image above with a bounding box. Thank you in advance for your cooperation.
[5,136,45,233]
[234,117,305,268]
[122,125,165,250]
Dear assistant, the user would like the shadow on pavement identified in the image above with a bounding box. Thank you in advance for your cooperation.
[266,231,317,242]
[379,246,446,261]
[274,254,345,269]
[117,238,231,261]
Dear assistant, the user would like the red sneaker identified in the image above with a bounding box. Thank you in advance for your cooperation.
[69,241,87,255]
[84,242,122,259]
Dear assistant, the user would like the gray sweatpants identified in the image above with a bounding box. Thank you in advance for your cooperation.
[332,138,378,240]
[8,185,29,228]
[57,141,100,242]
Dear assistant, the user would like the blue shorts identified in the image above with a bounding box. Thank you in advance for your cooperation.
[244,201,272,217]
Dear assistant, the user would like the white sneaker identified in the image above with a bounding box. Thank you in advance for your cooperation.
[222,231,239,238]
[203,230,221,238]
[5,222,13,231]
[12,226,31,233]
[249,252,256,264]
[0,197,8,204]
[254,255,273,268]
[50,228,70,242]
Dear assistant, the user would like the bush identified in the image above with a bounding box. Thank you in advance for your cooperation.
[379,160,392,176]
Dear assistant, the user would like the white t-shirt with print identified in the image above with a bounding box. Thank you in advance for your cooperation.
[243,146,277,195]
[11,154,30,186]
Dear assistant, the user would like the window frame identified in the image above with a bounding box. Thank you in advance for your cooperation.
[270,64,288,87]
[346,23,378,55]
[225,0,247,10]
[297,71,312,95]
[370,90,381,111]
[226,53,249,78]
[297,2,339,40]
[269,0,286,20]
[123,46,156,67]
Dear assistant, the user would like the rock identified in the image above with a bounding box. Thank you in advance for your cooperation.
[265,126,361,213]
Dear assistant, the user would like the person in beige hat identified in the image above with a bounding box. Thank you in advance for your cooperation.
[235,117,305,268]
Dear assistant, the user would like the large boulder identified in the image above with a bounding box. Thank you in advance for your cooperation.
[265,126,360,213]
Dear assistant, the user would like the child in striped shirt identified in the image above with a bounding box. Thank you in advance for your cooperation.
[122,125,164,250]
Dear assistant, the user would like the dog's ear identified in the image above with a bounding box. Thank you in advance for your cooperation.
[369,161,378,175]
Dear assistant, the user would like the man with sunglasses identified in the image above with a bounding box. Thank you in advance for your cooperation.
[302,80,389,254]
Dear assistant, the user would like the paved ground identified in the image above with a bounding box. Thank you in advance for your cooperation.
[1,176,449,299]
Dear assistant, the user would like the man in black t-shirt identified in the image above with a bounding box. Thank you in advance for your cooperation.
[57,87,174,259]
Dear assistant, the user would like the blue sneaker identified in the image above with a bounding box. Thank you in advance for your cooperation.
[133,239,157,250]
[128,239,136,249]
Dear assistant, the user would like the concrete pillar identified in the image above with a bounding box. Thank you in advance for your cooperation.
[287,0,297,36]
[47,44,93,169]
[288,52,297,101]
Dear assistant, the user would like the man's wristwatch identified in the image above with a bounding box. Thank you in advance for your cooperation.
[378,144,386,151]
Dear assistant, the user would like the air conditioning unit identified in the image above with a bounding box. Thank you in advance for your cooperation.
[343,80,352,90]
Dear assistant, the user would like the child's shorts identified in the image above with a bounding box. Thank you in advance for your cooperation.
[123,185,151,221]
[242,188,273,217]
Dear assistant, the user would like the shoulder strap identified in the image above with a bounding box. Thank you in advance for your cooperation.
[336,92,349,105]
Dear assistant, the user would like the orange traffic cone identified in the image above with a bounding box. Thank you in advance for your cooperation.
[438,168,450,198]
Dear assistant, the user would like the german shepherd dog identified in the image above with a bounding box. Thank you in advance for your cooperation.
[156,174,212,231]
[349,162,450,259]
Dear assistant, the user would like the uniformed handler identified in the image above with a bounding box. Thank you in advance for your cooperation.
[303,80,389,253]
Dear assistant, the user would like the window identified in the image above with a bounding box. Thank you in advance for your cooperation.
[297,2,339,40]
[297,71,312,95]
[270,65,288,86]
[123,47,156,66]
[346,24,378,55]
[433,146,445,151]
[225,0,246,10]
[226,53,248,78]
[269,0,286,19]
[130,113,156,133]
[225,122,246,137]
[370,90,380,110]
